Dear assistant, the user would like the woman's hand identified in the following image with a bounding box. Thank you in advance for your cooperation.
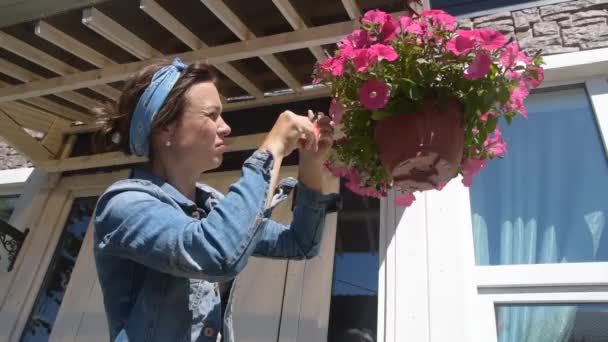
[299,111,334,165]
[260,110,318,159]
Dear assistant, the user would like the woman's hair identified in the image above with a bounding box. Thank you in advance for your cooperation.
[93,59,217,154]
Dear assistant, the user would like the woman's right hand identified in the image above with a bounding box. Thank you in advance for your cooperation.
[260,111,318,158]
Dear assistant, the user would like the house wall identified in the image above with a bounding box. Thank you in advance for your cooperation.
[0,138,32,170]
[458,0,608,55]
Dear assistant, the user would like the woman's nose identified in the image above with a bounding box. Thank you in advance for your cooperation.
[218,116,231,137]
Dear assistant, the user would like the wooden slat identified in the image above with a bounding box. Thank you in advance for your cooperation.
[0,14,393,102]
[0,31,119,101]
[41,131,268,172]
[272,0,327,61]
[35,20,116,68]
[139,0,264,98]
[0,0,111,28]
[224,86,328,112]
[201,0,303,93]
[0,102,56,132]
[0,79,91,122]
[341,0,362,19]
[82,7,162,60]
[41,119,70,155]
[0,107,53,163]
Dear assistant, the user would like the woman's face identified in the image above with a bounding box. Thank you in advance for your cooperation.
[167,81,231,172]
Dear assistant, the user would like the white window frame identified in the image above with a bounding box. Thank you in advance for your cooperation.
[380,47,608,342]
[425,0,571,19]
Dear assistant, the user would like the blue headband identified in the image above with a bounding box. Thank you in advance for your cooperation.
[129,58,187,156]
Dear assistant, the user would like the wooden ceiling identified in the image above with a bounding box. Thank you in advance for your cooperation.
[0,0,417,171]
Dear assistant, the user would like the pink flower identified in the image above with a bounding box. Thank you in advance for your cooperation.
[329,98,345,125]
[338,29,370,57]
[499,42,531,68]
[398,16,413,33]
[525,65,544,89]
[319,56,346,76]
[369,44,398,62]
[505,69,522,79]
[346,181,386,199]
[324,161,354,179]
[458,29,506,50]
[359,80,390,110]
[446,35,474,56]
[394,192,416,207]
[421,9,457,31]
[461,158,487,187]
[465,52,491,80]
[508,80,530,118]
[352,48,377,72]
[362,10,399,43]
[403,19,427,35]
[484,128,507,157]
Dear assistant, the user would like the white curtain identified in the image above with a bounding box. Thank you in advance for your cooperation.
[470,87,608,341]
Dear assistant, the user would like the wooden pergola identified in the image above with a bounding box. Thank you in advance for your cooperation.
[0,0,418,173]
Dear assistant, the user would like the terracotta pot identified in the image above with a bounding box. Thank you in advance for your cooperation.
[373,96,464,192]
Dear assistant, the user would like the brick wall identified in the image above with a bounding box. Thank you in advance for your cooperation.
[0,138,33,170]
[458,0,608,55]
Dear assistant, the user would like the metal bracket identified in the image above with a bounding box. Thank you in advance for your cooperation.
[0,219,29,272]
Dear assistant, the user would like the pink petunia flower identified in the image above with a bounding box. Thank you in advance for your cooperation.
[461,158,487,187]
[484,128,507,157]
[479,112,497,122]
[359,80,390,110]
[338,29,370,57]
[369,44,399,62]
[362,10,399,43]
[446,35,474,56]
[404,19,428,36]
[421,9,457,31]
[394,192,416,207]
[525,65,544,89]
[346,181,387,199]
[471,29,506,50]
[464,52,491,80]
[329,98,345,125]
[499,42,531,68]
[509,79,530,118]
[352,48,378,72]
[319,56,346,77]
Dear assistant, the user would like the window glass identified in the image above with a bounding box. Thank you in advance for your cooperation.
[495,303,608,341]
[20,197,98,342]
[430,0,541,16]
[470,87,608,265]
[0,195,19,221]
[327,181,380,342]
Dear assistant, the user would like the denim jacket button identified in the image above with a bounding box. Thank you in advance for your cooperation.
[203,327,215,337]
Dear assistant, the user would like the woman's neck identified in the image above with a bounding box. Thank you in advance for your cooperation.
[150,159,199,202]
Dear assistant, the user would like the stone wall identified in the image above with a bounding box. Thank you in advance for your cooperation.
[0,138,33,170]
[459,0,608,55]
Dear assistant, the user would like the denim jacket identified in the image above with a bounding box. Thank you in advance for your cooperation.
[93,150,341,342]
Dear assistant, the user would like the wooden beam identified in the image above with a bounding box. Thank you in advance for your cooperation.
[40,132,268,172]
[0,79,91,122]
[139,0,264,98]
[272,0,327,62]
[224,86,329,112]
[0,0,112,28]
[82,7,162,60]
[35,21,117,68]
[0,31,119,101]
[341,0,362,19]
[0,107,53,163]
[0,14,393,102]
[0,101,66,132]
[201,0,303,93]
[41,119,70,155]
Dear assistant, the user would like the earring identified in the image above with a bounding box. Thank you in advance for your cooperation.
[165,140,172,147]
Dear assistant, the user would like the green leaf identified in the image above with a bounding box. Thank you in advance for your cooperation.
[486,114,498,132]
[371,109,394,121]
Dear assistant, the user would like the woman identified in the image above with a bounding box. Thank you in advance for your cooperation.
[93,58,340,342]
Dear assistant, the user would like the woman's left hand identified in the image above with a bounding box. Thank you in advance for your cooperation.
[299,110,334,165]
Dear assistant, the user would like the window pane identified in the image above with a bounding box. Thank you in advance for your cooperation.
[327,181,379,342]
[495,303,608,341]
[430,0,539,16]
[0,195,19,221]
[20,197,98,342]
[470,87,608,265]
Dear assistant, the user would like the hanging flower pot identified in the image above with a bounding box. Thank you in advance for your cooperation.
[373,96,464,192]
[313,8,544,207]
